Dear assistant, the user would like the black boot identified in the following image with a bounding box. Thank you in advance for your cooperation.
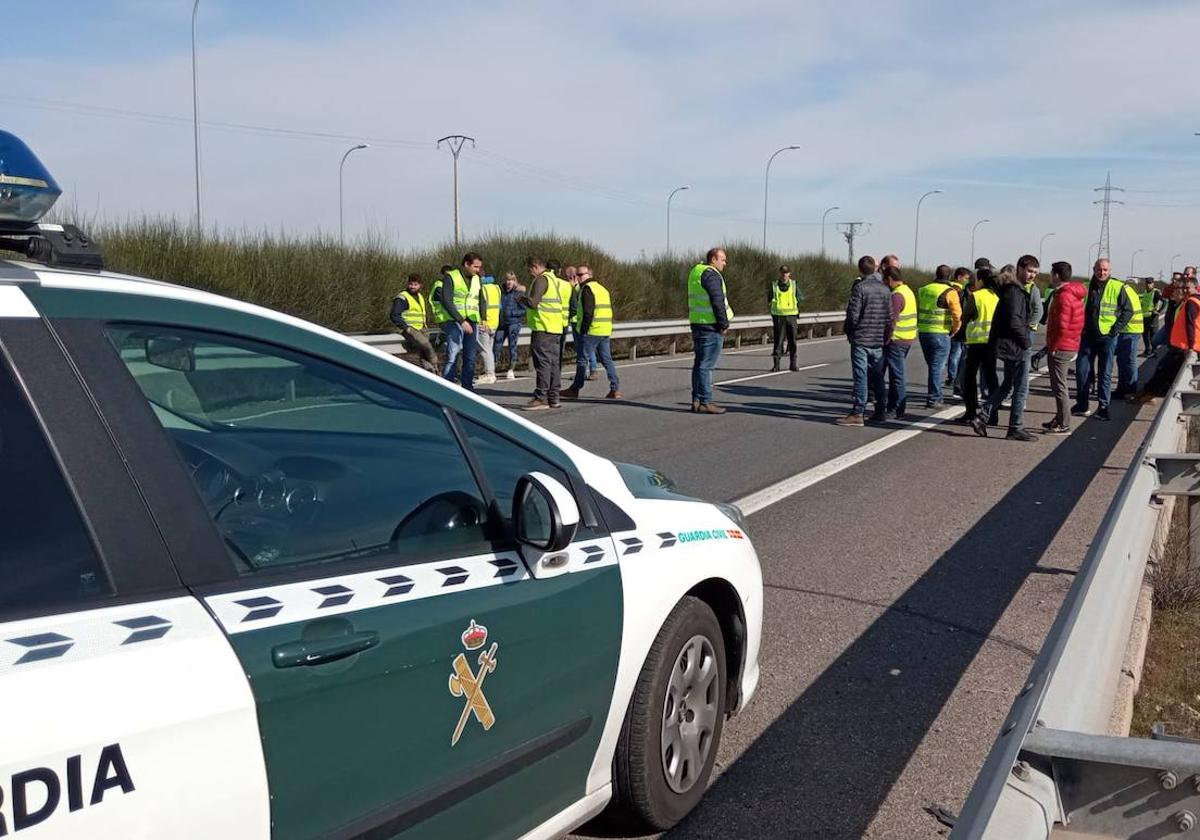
[771,357,781,372]
[789,355,799,372]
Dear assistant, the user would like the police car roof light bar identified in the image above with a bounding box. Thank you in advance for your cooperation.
[0,221,105,270]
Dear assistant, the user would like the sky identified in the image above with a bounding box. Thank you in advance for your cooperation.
[5,0,1200,275]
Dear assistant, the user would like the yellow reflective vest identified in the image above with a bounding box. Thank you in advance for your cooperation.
[575,281,613,336]
[1096,278,1126,335]
[398,290,426,331]
[431,269,481,324]
[1122,284,1143,334]
[770,280,798,316]
[688,264,733,325]
[967,288,999,345]
[527,270,565,333]
[892,283,917,341]
[482,283,501,330]
[917,282,952,334]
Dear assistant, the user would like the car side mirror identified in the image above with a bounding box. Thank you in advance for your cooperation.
[145,336,196,372]
[513,472,579,553]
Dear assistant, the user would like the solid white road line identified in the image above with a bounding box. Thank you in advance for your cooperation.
[717,363,828,386]
[733,371,1050,515]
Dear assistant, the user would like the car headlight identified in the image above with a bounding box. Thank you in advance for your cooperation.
[715,502,748,535]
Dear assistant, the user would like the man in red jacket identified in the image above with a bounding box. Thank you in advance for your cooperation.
[1042,261,1086,433]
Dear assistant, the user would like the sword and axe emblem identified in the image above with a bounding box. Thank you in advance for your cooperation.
[448,620,498,746]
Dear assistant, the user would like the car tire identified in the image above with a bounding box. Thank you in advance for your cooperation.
[611,595,727,831]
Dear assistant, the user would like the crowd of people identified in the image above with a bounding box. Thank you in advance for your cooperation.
[390,248,1200,431]
[835,253,1200,440]
[389,254,620,410]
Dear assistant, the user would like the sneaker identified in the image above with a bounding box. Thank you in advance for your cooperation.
[690,400,701,413]
[970,416,988,437]
[605,390,622,399]
[697,402,726,415]
[836,413,865,427]
[789,362,800,372]
[1070,405,1090,417]
[586,372,598,381]
[523,398,549,411]
[927,401,947,410]
[893,411,908,421]
[1000,398,1012,409]
[1136,393,1160,406]
[1006,428,1037,442]
[868,411,887,423]
[953,415,976,425]
[1095,407,1110,421]
[505,369,516,380]
[1045,424,1070,435]
[559,387,580,399]
[477,373,496,385]
[549,401,564,409]
[1041,419,1058,430]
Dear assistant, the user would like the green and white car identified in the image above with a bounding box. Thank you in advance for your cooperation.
[0,204,762,835]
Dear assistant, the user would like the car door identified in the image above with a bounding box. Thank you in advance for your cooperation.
[0,298,269,839]
[36,284,624,840]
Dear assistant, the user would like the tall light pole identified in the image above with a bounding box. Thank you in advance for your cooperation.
[338,144,368,244]
[191,0,202,234]
[1171,253,1183,274]
[1038,232,1056,267]
[1129,248,1145,279]
[666,185,690,257]
[437,134,475,246]
[762,145,800,250]
[821,205,840,257]
[913,189,942,269]
[969,218,990,267]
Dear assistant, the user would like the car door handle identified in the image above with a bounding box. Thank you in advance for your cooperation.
[272,631,380,668]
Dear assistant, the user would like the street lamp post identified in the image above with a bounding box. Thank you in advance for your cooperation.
[666,185,690,257]
[913,189,942,269]
[338,144,369,244]
[970,219,990,267]
[1038,232,1056,268]
[1171,253,1183,274]
[762,145,800,250]
[821,205,840,257]
[1130,248,1145,279]
[191,0,202,234]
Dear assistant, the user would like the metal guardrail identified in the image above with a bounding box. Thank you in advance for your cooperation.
[953,352,1200,839]
[349,311,846,357]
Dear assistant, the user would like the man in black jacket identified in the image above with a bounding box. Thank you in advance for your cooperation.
[973,255,1038,441]
[837,255,891,426]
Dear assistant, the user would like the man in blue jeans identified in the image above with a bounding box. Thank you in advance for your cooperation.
[1073,258,1131,421]
[837,255,891,426]
[560,265,621,399]
[494,271,526,379]
[974,255,1038,440]
[433,253,484,391]
[687,248,731,414]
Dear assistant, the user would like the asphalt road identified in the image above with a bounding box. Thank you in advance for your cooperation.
[474,335,1154,839]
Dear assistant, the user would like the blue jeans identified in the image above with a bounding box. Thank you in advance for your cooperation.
[495,322,522,367]
[1115,333,1139,395]
[572,329,596,375]
[984,355,1030,429]
[947,338,965,386]
[919,332,950,405]
[571,334,620,392]
[441,320,478,390]
[1075,334,1116,411]
[691,327,723,404]
[850,343,886,415]
[885,342,911,413]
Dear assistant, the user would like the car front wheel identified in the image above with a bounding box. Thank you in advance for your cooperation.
[612,595,727,831]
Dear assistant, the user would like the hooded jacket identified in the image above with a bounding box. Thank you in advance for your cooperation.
[1046,281,1086,352]
[988,281,1031,361]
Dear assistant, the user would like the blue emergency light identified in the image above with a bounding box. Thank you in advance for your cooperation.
[0,130,62,222]
[0,131,102,269]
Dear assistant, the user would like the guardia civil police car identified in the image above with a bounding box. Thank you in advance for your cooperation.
[0,132,762,839]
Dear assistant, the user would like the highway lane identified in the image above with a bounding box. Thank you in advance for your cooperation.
[469,335,1153,839]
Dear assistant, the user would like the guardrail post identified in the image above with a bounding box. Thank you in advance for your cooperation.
[734,332,743,348]
[668,339,676,356]
[629,341,638,360]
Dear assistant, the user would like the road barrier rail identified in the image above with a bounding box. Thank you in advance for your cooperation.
[350,310,846,359]
[952,352,1200,839]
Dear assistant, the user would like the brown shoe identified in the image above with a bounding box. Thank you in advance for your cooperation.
[697,402,726,414]
[523,398,550,411]
[559,387,580,399]
[606,390,622,399]
[586,372,598,381]
[691,400,701,413]
[835,413,865,426]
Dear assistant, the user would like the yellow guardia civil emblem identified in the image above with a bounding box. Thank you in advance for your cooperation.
[448,620,498,746]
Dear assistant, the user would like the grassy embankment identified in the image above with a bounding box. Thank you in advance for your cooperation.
[95,219,935,334]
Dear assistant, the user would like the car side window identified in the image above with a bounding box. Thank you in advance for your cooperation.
[0,352,113,614]
[104,325,491,575]
[459,417,599,539]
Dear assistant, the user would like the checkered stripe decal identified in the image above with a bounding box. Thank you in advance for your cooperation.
[206,541,618,634]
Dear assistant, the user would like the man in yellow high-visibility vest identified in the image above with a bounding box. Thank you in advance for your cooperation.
[433,252,484,391]
[476,275,500,385]
[561,265,621,400]
[388,273,437,372]
[1074,258,1132,421]
[519,255,566,410]
[688,247,732,414]
[768,265,802,372]
[884,265,917,419]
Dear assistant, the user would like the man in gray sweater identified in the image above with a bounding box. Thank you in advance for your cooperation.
[837,255,892,426]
